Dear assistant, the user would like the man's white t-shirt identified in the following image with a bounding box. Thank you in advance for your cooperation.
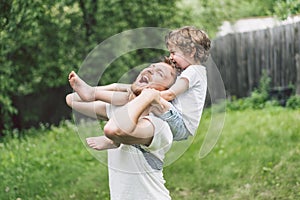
[172,65,207,135]
[106,104,173,200]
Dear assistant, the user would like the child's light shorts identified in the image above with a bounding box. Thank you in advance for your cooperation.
[158,103,191,141]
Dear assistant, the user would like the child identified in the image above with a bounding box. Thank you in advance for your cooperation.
[68,26,211,150]
[155,26,211,141]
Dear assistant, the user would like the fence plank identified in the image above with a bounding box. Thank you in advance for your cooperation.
[211,21,300,98]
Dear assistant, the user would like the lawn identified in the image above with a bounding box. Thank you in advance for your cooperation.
[1,107,299,200]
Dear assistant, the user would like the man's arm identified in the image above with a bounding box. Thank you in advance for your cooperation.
[93,83,132,105]
[104,89,159,146]
[95,83,131,92]
[93,90,131,106]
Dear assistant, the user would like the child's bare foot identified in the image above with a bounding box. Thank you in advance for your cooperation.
[68,71,95,101]
[86,136,120,151]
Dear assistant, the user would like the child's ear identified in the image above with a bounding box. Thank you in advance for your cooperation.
[190,47,196,58]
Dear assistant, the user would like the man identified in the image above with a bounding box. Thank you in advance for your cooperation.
[66,61,177,200]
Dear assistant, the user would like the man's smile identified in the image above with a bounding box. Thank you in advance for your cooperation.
[139,75,149,84]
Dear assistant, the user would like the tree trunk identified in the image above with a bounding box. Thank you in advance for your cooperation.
[79,0,98,41]
[296,53,300,95]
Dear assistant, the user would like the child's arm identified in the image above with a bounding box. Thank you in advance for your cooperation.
[160,78,189,101]
[150,78,189,116]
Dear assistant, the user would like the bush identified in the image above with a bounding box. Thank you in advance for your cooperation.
[226,70,280,110]
[286,95,300,109]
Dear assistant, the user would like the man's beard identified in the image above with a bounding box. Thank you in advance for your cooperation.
[131,82,143,96]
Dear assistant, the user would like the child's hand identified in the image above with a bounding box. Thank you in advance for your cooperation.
[141,88,161,105]
[149,103,166,116]
[141,88,168,116]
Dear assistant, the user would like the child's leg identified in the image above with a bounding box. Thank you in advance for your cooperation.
[86,136,120,150]
[156,102,191,141]
[69,71,130,105]
[66,92,108,120]
[69,71,95,101]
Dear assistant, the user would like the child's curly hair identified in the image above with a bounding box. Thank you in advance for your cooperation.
[165,26,211,64]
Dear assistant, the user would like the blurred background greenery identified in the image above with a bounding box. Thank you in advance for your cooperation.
[1,1,300,200]
[1,0,299,135]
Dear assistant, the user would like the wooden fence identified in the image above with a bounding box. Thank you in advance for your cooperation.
[210,20,300,98]
[8,22,300,131]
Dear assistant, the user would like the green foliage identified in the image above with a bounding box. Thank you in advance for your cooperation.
[180,0,300,37]
[0,121,110,199]
[286,95,300,109]
[1,0,299,134]
[166,108,300,199]
[1,108,300,199]
[227,70,300,111]
[247,70,271,109]
[180,0,283,37]
[0,0,85,133]
[0,0,185,134]
[226,71,280,110]
[272,0,300,20]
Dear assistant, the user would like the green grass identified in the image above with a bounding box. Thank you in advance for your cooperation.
[166,107,300,200]
[1,107,300,200]
[0,122,110,200]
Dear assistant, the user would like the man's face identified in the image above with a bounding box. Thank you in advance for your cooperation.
[131,62,176,95]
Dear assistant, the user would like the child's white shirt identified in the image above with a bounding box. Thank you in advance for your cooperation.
[171,65,207,135]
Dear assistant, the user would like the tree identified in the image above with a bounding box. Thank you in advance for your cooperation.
[0,0,186,135]
[272,0,300,19]
[181,0,300,37]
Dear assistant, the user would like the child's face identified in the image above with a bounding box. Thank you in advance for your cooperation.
[168,45,193,70]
